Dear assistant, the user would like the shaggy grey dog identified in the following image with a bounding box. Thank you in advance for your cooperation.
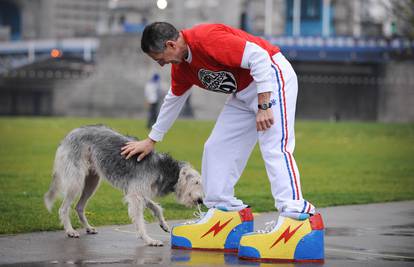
[44,125,203,246]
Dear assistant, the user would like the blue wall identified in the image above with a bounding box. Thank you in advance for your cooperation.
[0,1,21,40]
[285,0,334,36]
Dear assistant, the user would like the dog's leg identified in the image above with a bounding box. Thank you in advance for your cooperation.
[125,192,163,246]
[145,199,170,233]
[76,171,100,235]
[59,186,81,238]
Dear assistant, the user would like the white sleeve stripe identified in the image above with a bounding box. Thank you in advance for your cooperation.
[241,41,275,93]
[148,87,191,142]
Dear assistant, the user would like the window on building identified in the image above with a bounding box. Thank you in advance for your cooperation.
[287,0,322,20]
[302,0,321,19]
[285,0,333,36]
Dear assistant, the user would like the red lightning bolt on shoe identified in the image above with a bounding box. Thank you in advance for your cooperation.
[201,218,233,238]
[270,223,303,249]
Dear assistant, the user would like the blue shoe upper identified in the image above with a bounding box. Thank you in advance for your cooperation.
[294,229,324,260]
[171,234,192,248]
[224,221,254,249]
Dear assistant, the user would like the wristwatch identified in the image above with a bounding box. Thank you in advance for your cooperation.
[258,102,272,110]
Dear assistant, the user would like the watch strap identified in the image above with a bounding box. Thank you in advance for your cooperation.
[258,102,272,110]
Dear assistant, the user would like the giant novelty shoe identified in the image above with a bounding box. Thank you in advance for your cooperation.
[238,213,324,263]
[171,207,254,252]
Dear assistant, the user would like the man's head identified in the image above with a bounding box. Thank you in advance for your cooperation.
[141,22,187,66]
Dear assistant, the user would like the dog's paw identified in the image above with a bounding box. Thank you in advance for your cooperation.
[160,223,170,233]
[146,239,164,247]
[86,227,98,234]
[66,230,80,238]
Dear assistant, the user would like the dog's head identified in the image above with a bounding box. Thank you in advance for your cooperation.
[175,163,204,207]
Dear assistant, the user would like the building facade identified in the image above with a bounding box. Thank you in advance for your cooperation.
[1,0,412,121]
[0,0,108,40]
[0,0,407,40]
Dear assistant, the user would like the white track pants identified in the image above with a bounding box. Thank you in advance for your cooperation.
[202,53,315,214]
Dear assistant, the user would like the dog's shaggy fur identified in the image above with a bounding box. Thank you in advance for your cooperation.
[44,125,203,246]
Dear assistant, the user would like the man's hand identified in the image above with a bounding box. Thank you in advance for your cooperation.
[121,138,156,161]
[257,92,274,131]
[256,108,274,131]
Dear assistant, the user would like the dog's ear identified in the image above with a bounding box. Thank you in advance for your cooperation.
[180,169,187,177]
[179,165,190,178]
[176,168,188,201]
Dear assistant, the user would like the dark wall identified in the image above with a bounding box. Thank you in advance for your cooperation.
[292,61,379,121]
[0,57,90,116]
[0,75,54,116]
[0,90,52,116]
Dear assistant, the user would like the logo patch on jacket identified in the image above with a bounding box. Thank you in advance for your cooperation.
[198,69,237,94]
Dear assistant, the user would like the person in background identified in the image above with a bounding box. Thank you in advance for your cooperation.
[144,73,162,129]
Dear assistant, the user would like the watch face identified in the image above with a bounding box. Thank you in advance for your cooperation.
[260,103,268,110]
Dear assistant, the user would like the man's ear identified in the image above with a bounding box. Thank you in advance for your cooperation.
[165,40,177,49]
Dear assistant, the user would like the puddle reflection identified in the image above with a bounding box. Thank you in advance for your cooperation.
[171,249,325,267]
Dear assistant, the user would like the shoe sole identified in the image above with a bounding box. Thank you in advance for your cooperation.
[172,245,238,253]
[239,256,324,263]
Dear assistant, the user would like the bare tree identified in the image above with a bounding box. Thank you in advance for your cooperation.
[388,0,414,38]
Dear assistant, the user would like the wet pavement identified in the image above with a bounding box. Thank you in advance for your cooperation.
[1,201,413,267]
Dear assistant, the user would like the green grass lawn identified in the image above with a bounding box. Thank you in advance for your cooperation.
[0,117,413,234]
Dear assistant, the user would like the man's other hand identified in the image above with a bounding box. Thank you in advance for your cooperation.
[121,138,156,161]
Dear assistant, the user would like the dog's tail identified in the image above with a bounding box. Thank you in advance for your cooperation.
[44,171,60,213]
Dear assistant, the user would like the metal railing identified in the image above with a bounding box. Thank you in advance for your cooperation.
[268,36,414,62]
[0,38,99,73]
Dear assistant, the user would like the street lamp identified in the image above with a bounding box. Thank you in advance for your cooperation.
[50,48,62,58]
[157,0,168,9]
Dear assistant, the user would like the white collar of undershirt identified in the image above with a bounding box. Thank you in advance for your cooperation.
[184,45,192,63]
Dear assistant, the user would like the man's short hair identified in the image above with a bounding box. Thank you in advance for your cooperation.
[141,22,179,53]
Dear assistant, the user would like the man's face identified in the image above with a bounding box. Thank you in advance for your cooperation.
[148,40,183,66]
